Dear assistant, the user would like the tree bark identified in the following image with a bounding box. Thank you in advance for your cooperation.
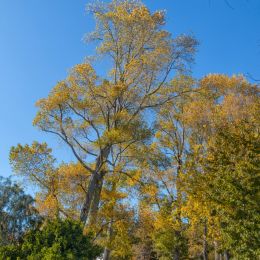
[80,146,110,225]
[89,173,104,225]
[173,247,180,260]
[203,221,208,260]
[173,159,182,260]
[103,220,113,260]
[214,241,219,260]
[223,250,230,260]
[103,248,111,260]
[80,172,100,224]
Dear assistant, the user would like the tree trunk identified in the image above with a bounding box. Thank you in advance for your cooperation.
[80,146,110,225]
[89,173,104,225]
[80,172,100,224]
[103,179,117,260]
[203,221,208,260]
[173,247,180,260]
[214,241,219,260]
[172,159,183,260]
[223,250,230,260]
[103,248,111,260]
[103,220,113,260]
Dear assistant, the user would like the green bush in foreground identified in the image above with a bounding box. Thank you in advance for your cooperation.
[0,219,102,260]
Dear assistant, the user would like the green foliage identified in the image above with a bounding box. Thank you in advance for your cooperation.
[0,177,41,246]
[0,219,102,260]
[204,123,260,259]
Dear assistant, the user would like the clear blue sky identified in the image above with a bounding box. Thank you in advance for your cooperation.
[1,0,260,181]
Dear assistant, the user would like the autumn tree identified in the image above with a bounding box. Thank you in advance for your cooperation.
[133,202,157,260]
[10,142,93,220]
[152,76,194,259]
[202,118,260,259]
[17,0,197,226]
[183,74,260,259]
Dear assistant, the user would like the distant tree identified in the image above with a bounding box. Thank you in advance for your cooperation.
[0,176,41,245]
[0,219,102,260]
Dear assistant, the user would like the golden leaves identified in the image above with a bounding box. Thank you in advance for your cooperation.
[33,62,98,126]
[101,188,127,201]
[125,169,142,186]
[35,193,59,218]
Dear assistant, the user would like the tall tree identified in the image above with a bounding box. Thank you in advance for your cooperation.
[152,76,194,259]
[31,0,197,225]
[183,74,260,259]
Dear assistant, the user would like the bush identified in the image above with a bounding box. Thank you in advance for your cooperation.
[0,219,102,260]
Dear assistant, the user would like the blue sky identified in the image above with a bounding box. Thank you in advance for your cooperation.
[0,0,260,181]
